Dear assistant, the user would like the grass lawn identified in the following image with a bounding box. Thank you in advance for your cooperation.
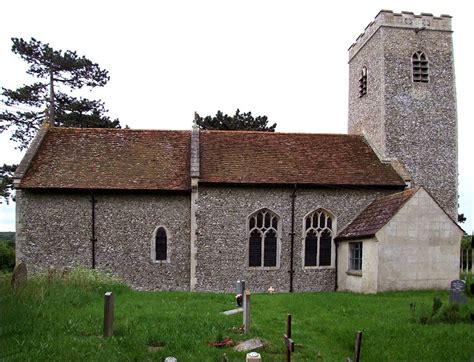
[1,270,473,361]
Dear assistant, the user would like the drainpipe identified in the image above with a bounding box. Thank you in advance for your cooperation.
[334,240,339,291]
[289,184,297,292]
[90,191,97,269]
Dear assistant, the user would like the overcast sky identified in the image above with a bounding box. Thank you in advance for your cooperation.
[1,0,473,233]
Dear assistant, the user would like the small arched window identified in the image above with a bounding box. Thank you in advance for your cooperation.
[155,227,167,261]
[358,67,367,97]
[412,51,429,83]
[248,209,280,268]
[304,209,334,267]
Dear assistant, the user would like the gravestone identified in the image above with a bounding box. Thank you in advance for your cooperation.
[449,279,467,305]
[234,338,263,352]
[246,351,262,361]
[236,279,246,295]
[236,280,246,306]
[103,292,115,337]
[11,262,28,290]
[243,290,251,333]
[283,314,295,362]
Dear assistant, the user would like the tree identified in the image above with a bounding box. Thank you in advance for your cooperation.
[0,37,121,203]
[194,109,276,132]
[0,164,16,204]
[0,37,120,150]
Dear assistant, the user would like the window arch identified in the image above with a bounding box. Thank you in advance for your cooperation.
[151,226,168,262]
[412,51,429,83]
[303,209,335,267]
[358,66,367,97]
[248,209,280,268]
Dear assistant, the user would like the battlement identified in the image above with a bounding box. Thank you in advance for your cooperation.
[348,10,452,60]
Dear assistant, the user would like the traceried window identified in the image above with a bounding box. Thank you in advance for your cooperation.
[154,227,167,261]
[412,51,429,83]
[349,242,363,271]
[248,209,279,268]
[358,67,367,97]
[304,209,334,267]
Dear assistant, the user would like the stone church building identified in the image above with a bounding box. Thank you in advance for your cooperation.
[14,10,463,293]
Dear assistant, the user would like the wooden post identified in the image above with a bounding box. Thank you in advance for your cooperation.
[283,314,295,362]
[243,290,251,333]
[103,292,114,337]
[353,331,363,362]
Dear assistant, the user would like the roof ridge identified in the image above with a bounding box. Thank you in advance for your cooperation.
[50,127,192,133]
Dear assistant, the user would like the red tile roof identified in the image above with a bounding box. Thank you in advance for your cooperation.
[19,128,191,191]
[200,131,404,186]
[336,187,419,241]
[18,128,405,190]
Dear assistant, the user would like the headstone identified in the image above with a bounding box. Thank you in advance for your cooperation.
[449,279,467,304]
[345,331,363,362]
[353,331,363,362]
[233,338,264,352]
[222,307,243,316]
[246,351,262,361]
[164,357,177,362]
[283,314,295,362]
[11,262,28,290]
[243,290,251,333]
[103,292,115,337]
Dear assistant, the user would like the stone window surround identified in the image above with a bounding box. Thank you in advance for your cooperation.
[358,66,368,97]
[412,50,430,83]
[348,241,363,275]
[301,208,337,270]
[150,225,171,264]
[246,208,282,270]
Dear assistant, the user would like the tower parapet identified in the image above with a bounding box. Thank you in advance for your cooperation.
[348,10,452,61]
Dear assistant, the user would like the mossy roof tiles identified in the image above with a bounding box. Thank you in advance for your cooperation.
[18,128,405,190]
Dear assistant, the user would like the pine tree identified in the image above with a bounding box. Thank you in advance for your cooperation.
[0,37,120,149]
[0,37,121,203]
[194,109,276,132]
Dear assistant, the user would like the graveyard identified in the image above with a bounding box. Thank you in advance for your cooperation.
[1,268,473,361]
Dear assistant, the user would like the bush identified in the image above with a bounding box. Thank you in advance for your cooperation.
[412,296,474,325]
[461,272,473,297]
[0,241,15,272]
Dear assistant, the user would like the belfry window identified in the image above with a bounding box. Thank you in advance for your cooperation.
[412,51,429,83]
[358,67,367,97]
[304,209,334,267]
[155,227,167,261]
[248,209,280,268]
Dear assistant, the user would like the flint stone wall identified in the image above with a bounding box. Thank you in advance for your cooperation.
[348,16,458,220]
[195,185,393,292]
[16,190,190,291]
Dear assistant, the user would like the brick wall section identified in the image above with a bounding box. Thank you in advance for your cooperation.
[17,190,191,291]
[195,185,392,292]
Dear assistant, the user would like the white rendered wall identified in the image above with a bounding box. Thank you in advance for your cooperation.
[337,238,378,293]
[376,188,463,291]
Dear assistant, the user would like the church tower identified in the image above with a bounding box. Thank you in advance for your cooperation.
[348,10,458,219]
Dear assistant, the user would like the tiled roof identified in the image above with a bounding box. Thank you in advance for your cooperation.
[19,128,191,191]
[200,131,405,186]
[18,128,406,190]
[336,187,419,241]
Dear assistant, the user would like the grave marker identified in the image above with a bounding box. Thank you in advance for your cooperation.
[103,292,114,337]
[243,290,251,333]
[449,279,467,305]
[283,314,295,362]
[345,331,363,362]
[11,262,28,290]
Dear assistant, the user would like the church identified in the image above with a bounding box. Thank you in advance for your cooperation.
[14,10,463,293]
